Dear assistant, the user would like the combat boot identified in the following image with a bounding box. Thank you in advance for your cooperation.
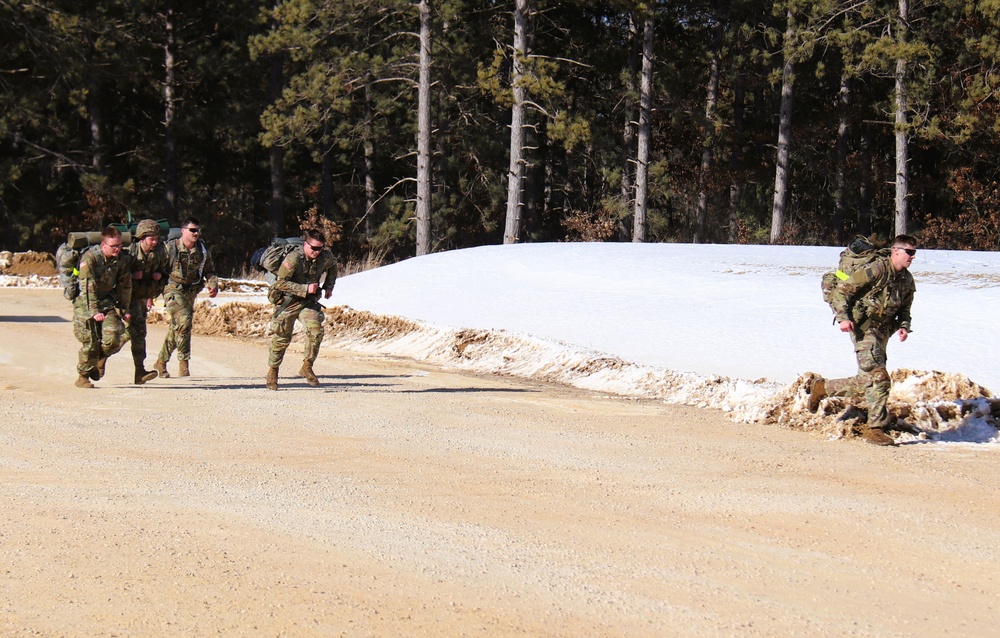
[178,360,190,377]
[862,426,895,446]
[95,357,107,380]
[134,368,158,385]
[299,360,320,387]
[266,367,279,391]
[75,374,94,389]
[807,377,827,412]
[154,358,170,379]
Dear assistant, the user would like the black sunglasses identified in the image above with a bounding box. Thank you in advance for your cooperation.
[305,242,324,251]
[894,247,916,256]
[184,227,201,234]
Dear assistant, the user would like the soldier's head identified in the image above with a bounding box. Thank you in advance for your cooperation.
[100,226,123,259]
[135,219,161,250]
[890,234,917,272]
[302,229,325,260]
[180,216,202,248]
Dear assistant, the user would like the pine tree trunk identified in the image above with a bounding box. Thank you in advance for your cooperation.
[364,80,376,242]
[894,0,909,237]
[770,9,796,244]
[695,16,722,244]
[619,12,638,241]
[503,0,529,244]
[728,76,745,244]
[163,2,178,220]
[268,56,285,232]
[87,69,104,174]
[415,0,432,256]
[632,12,654,243]
[833,70,850,242]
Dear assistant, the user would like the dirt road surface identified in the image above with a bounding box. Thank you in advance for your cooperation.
[2,287,1000,637]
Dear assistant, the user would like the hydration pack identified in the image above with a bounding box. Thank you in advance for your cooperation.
[250,237,303,284]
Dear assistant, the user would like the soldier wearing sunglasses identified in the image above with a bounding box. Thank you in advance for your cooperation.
[154,216,219,378]
[265,229,337,390]
[809,234,918,446]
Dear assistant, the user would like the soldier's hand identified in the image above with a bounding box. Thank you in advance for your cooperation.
[152,272,162,281]
[839,320,854,332]
[93,313,106,322]
[146,298,154,311]
[208,287,219,298]
[898,328,909,343]
[132,271,144,280]
[307,283,319,295]
[123,313,131,322]
[323,288,332,299]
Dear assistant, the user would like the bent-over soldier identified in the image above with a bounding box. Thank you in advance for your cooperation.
[126,219,169,384]
[809,234,918,446]
[265,229,337,390]
[154,216,218,378]
[73,226,132,388]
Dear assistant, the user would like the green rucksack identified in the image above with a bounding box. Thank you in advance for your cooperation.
[55,242,83,301]
[821,236,891,314]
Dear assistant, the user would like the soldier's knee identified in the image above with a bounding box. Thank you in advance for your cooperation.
[870,367,890,391]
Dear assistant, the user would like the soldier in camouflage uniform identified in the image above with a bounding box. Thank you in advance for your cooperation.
[265,229,337,390]
[73,227,132,388]
[154,217,218,378]
[809,234,918,446]
[126,219,169,385]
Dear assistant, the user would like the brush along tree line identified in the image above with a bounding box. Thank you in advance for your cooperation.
[1,0,998,275]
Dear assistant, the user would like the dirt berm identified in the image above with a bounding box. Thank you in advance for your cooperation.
[3,287,1000,636]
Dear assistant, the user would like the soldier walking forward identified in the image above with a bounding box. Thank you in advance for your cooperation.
[265,229,337,390]
[154,217,218,378]
[809,235,918,446]
[126,219,169,384]
[73,227,132,388]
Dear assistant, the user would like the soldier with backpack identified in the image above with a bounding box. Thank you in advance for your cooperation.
[154,217,218,378]
[126,219,169,385]
[809,234,918,446]
[72,226,132,388]
[264,229,337,390]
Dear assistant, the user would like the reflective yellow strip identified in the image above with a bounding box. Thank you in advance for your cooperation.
[835,269,849,281]
[72,268,79,276]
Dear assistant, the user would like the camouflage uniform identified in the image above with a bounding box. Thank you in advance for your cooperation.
[73,245,132,378]
[126,228,169,376]
[157,237,218,365]
[826,255,916,428]
[268,247,337,369]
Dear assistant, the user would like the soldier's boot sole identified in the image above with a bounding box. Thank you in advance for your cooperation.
[299,361,320,387]
[75,375,94,389]
[266,367,279,391]
[862,427,896,446]
[807,377,827,412]
[134,369,158,385]
[178,360,190,377]
[155,359,170,379]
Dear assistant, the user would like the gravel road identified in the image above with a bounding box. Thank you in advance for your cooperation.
[2,288,1000,637]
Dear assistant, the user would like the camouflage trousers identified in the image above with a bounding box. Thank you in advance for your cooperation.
[158,288,198,362]
[72,306,126,376]
[268,299,325,369]
[127,299,151,368]
[827,326,893,428]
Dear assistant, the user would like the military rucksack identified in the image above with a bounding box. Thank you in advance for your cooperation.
[55,243,83,301]
[821,235,892,316]
[250,237,303,285]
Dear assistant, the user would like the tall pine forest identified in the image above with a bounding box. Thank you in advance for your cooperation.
[2,0,999,273]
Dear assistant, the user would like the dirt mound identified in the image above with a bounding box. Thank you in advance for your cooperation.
[0,251,57,276]
[757,370,1000,444]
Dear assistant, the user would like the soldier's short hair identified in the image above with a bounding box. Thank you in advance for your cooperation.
[891,234,917,248]
[102,226,122,241]
[181,216,201,229]
[303,229,325,245]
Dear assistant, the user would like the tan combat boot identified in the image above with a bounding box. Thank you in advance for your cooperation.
[807,377,827,412]
[75,374,94,389]
[299,360,320,387]
[178,359,190,377]
[266,367,279,391]
[862,427,895,446]
[134,368,158,385]
[95,357,107,380]
[154,358,170,379]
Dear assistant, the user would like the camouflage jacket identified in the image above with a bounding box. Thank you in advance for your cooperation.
[164,238,218,294]
[271,247,337,302]
[74,245,132,317]
[127,241,170,301]
[830,255,915,332]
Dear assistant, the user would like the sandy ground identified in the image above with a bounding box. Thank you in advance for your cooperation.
[2,287,1000,637]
